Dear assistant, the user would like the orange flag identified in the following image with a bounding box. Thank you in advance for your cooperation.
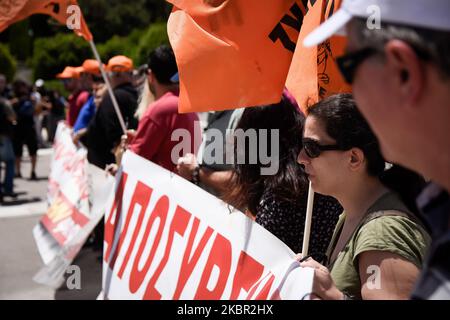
[286,0,351,114]
[167,0,302,113]
[0,0,93,41]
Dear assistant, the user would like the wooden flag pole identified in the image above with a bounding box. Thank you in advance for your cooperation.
[302,181,315,256]
[88,40,127,135]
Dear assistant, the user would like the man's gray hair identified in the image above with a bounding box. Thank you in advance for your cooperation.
[350,18,450,80]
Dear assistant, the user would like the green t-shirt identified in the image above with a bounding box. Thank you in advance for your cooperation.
[326,192,430,300]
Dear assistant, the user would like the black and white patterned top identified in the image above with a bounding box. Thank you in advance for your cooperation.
[256,192,342,262]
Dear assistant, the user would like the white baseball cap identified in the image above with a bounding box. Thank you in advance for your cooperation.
[304,0,450,47]
[35,79,45,88]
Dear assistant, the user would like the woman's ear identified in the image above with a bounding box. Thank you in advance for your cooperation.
[348,148,365,171]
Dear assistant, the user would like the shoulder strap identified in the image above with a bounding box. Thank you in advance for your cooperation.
[354,193,428,247]
[327,192,425,269]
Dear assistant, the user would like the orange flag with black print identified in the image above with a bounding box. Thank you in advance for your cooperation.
[286,0,351,114]
[167,0,302,113]
[0,0,93,41]
[167,0,350,113]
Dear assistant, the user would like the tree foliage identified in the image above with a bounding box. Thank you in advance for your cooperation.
[0,44,17,81]
[6,1,172,80]
[97,29,145,63]
[31,33,91,80]
[78,0,170,42]
[135,22,170,66]
[31,21,170,80]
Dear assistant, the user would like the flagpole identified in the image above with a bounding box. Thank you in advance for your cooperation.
[302,181,315,256]
[88,40,127,135]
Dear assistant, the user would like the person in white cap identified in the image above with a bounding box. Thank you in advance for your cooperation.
[302,0,450,300]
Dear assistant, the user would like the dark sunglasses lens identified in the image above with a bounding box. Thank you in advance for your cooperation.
[304,141,320,158]
[337,57,354,84]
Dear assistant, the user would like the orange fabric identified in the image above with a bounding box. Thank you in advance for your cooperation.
[167,0,351,113]
[56,66,80,79]
[0,0,28,30]
[0,0,93,41]
[74,66,85,75]
[167,0,301,113]
[81,59,103,75]
[286,0,351,114]
[105,55,134,72]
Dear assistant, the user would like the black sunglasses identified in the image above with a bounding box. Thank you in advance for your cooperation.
[302,138,344,158]
[336,47,377,84]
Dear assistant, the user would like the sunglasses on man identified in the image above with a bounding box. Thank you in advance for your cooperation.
[302,138,345,158]
[336,47,377,84]
[337,44,431,84]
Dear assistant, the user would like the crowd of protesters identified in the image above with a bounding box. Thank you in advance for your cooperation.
[98,0,447,298]
[1,0,449,301]
[67,38,445,300]
[0,73,67,203]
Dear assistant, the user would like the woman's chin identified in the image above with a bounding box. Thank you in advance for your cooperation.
[308,176,318,189]
[309,178,325,195]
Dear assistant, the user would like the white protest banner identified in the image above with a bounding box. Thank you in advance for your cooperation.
[102,151,314,300]
[33,122,115,287]
[40,122,91,246]
[33,163,115,288]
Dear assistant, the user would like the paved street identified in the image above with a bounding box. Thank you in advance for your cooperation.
[0,214,54,299]
[0,148,102,300]
[0,148,54,299]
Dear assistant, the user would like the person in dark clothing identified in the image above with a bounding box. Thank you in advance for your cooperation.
[41,89,67,143]
[83,56,138,169]
[223,97,342,260]
[0,98,17,201]
[82,56,138,253]
[11,80,38,180]
[177,110,235,197]
[0,74,13,100]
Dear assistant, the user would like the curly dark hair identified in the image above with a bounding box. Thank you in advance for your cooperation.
[224,96,307,215]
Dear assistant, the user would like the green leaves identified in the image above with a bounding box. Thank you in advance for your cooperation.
[30,22,169,81]
[31,33,91,80]
[0,44,17,81]
[135,22,170,66]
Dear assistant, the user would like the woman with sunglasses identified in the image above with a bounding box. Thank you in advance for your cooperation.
[224,96,342,261]
[297,93,430,300]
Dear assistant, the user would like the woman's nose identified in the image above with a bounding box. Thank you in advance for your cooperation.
[297,148,309,166]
